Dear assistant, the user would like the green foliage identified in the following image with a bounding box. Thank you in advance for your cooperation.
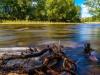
[45,0,80,22]
[81,16,100,22]
[84,0,100,21]
[0,0,81,22]
[1,0,33,20]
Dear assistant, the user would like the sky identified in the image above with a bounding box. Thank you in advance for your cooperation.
[75,0,92,18]
[75,0,84,6]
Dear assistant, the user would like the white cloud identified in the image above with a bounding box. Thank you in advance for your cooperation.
[81,4,92,18]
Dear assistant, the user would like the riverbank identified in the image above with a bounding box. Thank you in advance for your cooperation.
[84,22,100,24]
[0,21,100,25]
[0,20,82,25]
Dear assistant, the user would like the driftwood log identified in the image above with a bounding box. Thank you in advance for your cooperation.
[0,45,77,75]
[28,53,77,75]
[0,48,53,60]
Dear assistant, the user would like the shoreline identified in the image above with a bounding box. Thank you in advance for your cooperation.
[84,22,100,24]
[0,21,100,25]
[0,20,81,25]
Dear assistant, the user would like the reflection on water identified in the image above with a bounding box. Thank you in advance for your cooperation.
[0,24,100,49]
[78,24,100,41]
[77,24,100,50]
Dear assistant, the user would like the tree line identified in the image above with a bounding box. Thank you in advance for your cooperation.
[0,0,81,22]
[83,0,100,22]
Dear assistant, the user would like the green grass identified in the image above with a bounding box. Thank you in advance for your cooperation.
[0,20,81,25]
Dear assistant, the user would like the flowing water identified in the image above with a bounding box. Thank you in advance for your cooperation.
[0,24,100,74]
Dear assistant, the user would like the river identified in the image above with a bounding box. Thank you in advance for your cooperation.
[0,24,100,75]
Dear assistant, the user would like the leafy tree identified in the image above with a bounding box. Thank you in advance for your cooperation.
[1,0,33,20]
[84,0,100,20]
[0,0,81,22]
[33,0,47,20]
[45,0,80,22]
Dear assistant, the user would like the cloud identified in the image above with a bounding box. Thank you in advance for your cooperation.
[81,4,92,18]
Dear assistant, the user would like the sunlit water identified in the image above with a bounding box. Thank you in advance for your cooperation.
[0,24,100,74]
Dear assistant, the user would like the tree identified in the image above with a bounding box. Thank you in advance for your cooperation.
[2,0,33,20]
[84,0,100,19]
[34,0,47,20]
[0,0,81,22]
[45,0,80,22]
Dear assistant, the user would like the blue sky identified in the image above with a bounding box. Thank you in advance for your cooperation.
[75,0,92,18]
[75,0,84,6]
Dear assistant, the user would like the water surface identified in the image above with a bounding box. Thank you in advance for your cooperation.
[0,24,100,48]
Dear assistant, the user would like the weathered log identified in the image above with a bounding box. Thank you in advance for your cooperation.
[27,53,77,74]
[0,52,77,75]
[0,48,53,61]
[0,47,29,52]
[0,44,77,75]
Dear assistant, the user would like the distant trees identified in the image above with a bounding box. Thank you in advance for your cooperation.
[0,0,81,22]
[84,0,100,21]
[45,0,80,22]
[0,0,33,20]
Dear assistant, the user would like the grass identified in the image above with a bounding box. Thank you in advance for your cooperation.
[0,20,81,25]
[1,20,99,25]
